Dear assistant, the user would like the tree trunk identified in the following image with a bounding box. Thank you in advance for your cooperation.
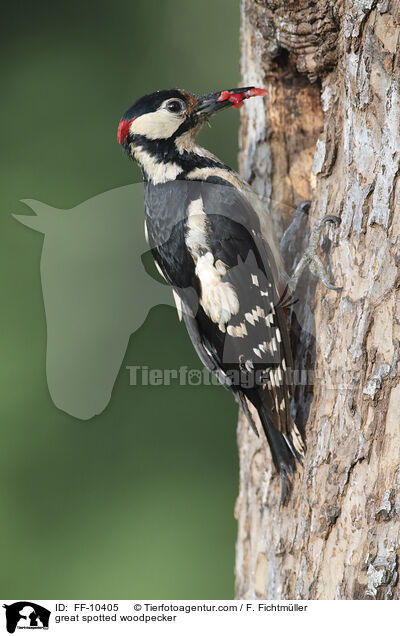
[235,0,400,600]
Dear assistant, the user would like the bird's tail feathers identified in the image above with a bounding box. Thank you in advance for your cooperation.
[237,391,306,503]
[257,402,299,504]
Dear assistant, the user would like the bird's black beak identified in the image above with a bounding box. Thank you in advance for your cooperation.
[193,87,267,118]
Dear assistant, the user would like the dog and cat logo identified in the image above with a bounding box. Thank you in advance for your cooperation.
[2,602,50,633]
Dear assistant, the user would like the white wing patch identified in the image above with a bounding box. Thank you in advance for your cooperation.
[185,197,209,254]
[185,197,239,325]
[195,253,239,324]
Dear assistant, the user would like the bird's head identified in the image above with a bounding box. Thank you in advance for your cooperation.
[117,87,267,158]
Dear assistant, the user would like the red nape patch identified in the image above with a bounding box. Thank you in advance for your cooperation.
[217,87,267,109]
[117,117,136,145]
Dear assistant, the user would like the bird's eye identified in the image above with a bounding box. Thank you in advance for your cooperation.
[166,99,184,114]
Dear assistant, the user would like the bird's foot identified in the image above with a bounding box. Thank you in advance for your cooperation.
[282,203,342,293]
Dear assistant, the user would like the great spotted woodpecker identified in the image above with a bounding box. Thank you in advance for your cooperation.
[117,87,338,498]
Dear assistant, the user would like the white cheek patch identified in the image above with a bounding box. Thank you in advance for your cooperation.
[130,110,183,139]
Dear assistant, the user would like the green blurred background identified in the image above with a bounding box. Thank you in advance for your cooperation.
[1,0,242,598]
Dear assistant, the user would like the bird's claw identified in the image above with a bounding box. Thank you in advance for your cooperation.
[288,212,342,292]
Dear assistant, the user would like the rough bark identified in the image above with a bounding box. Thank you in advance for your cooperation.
[235,0,400,600]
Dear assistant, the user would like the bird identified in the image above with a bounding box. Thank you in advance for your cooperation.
[117,86,314,499]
